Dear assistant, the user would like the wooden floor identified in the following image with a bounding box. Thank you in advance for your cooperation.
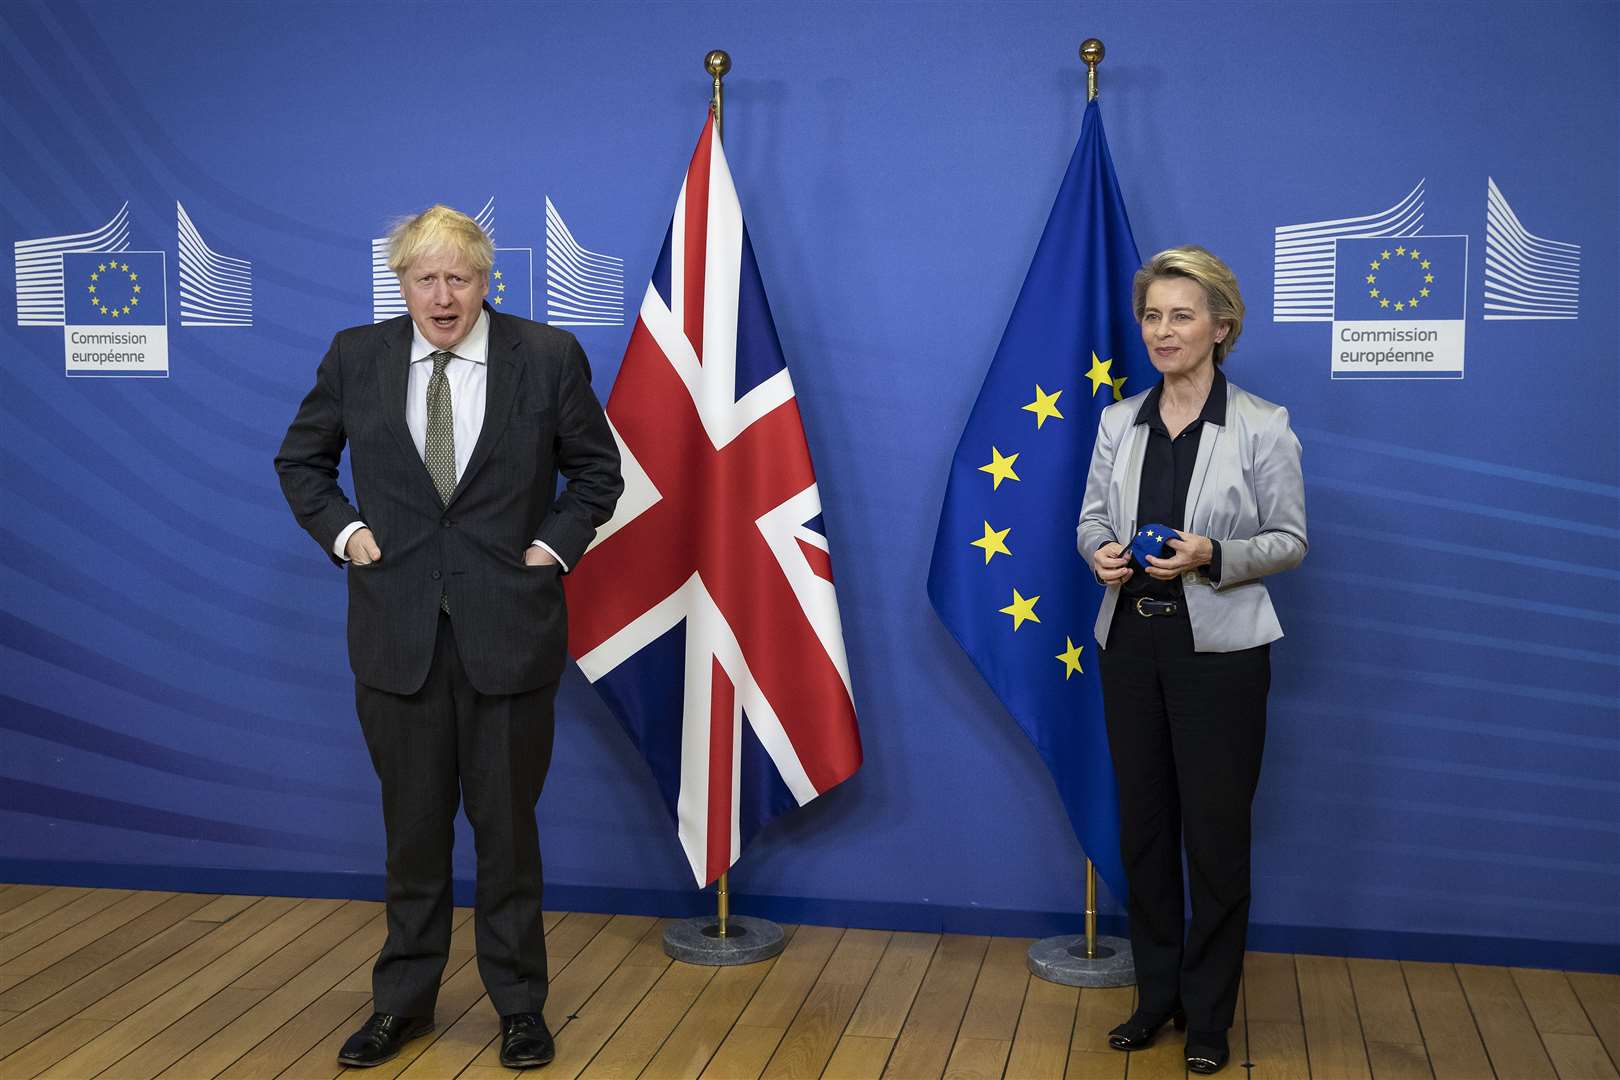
[0,885,1614,1079]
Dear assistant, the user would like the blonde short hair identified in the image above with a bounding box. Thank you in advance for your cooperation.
[1132,246,1246,364]
[386,205,494,279]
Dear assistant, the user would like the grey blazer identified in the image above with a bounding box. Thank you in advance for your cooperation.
[1077,380,1307,652]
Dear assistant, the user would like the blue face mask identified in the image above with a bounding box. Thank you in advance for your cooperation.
[1128,523,1177,566]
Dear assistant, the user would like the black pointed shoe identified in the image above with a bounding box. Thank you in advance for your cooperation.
[500,1012,556,1069]
[1186,1028,1231,1074]
[337,1012,434,1068]
[1107,1005,1187,1051]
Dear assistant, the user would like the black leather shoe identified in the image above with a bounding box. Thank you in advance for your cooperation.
[500,1012,556,1069]
[1186,1029,1230,1073]
[1107,1006,1187,1051]
[337,1012,434,1068]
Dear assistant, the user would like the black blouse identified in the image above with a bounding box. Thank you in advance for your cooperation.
[1120,370,1226,599]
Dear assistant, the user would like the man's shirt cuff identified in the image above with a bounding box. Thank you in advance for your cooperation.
[334,521,366,561]
[531,540,569,572]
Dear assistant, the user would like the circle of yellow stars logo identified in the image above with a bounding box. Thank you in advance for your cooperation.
[85,261,142,319]
[490,267,508,306]
[1365,245,1434,313]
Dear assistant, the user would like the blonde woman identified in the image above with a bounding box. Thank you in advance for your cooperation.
[1078,246,1307,1074]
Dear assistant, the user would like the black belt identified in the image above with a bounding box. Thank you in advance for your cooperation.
[1133,597,1181,618]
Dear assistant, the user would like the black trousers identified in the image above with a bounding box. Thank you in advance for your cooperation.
[355,612,557,1018]
[1099,601,1270,1032]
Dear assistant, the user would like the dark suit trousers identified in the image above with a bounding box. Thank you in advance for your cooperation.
[356,612,556,1018]
[1099,604,1269,1033]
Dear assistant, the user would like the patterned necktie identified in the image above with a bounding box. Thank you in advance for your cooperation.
[424,350,455,611]
[424,350,457,503]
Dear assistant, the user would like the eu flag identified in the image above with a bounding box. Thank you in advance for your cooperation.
[927,101,1147,902]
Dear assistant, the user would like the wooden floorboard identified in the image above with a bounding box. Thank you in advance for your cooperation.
[0,886,1603,1079]
[1568,971,1620,1072]
[884,933,986,1079]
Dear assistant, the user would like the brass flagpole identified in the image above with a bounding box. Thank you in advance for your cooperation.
[708,45,731,942]
[657,49,783,966]
[708,49,730,140]
[1026,36,1134,990]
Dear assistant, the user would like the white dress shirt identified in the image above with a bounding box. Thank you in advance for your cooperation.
[334,310,564,567]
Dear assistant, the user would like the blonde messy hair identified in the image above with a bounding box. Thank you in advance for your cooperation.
[386,204,494,279]
[1132,246,1246,365]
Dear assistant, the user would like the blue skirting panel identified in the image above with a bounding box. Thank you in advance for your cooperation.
[4,859,1613,975]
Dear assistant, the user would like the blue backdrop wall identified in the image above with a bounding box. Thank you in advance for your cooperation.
[2,0,1615,970]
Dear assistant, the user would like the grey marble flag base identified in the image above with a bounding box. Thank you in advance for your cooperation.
[1027,934,1135,987]
[663,915,786,966]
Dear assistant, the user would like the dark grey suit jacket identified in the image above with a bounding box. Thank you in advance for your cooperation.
[275,306,622,695]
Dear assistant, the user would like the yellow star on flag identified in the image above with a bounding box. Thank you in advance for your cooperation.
[1410,249,1422,260]
[1420,287,1430,297]
[979,447,1020,490]
[1056,637,1085,679]
[1394,301,1405,311]
[496,282,507,292]
[1380,298,1390,308]
[1110,375,1128,401]
[1368,288,1379,298]
[1395,245,1407,255]
[132,284,141,293]
[1022,385,1064,428]
[971,521,1012,564]
[1084,352,1114,397]
[1380,249,1391,260]
[1424,273,1434,283]
[1420,259,1430,270]
[493,296,504,305]
[999,588,1040,631]
[1369,259,1381,270]
[1364,273,1376,284]
[494,270,503,279]
[120,263,130,272]
[97,263,107,272]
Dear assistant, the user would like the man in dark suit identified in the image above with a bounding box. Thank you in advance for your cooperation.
[275,204,622,1069]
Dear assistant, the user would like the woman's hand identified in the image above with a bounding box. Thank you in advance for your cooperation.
[1092,541,1133,586]
[1144,530,1213,580]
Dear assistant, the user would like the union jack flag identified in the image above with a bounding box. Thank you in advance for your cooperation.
[564,114,862,887]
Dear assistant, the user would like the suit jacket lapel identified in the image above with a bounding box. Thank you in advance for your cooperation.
[451,306,518,506]
[377,317,443,504]
[1185,397,1226,535]
[1118,419,1148,539]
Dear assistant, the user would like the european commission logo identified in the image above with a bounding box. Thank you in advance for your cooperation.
[369,196,622,326]
[15,202,254,377]
[63,252,169,377]
[1332,236,1467,379]
[1273,177,1580,381]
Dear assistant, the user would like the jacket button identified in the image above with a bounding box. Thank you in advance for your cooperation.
[431,570,442,581]
[441,518,452,527]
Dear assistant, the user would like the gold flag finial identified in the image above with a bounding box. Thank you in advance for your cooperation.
[1080,38,1104,101]
[705,50,732,140]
